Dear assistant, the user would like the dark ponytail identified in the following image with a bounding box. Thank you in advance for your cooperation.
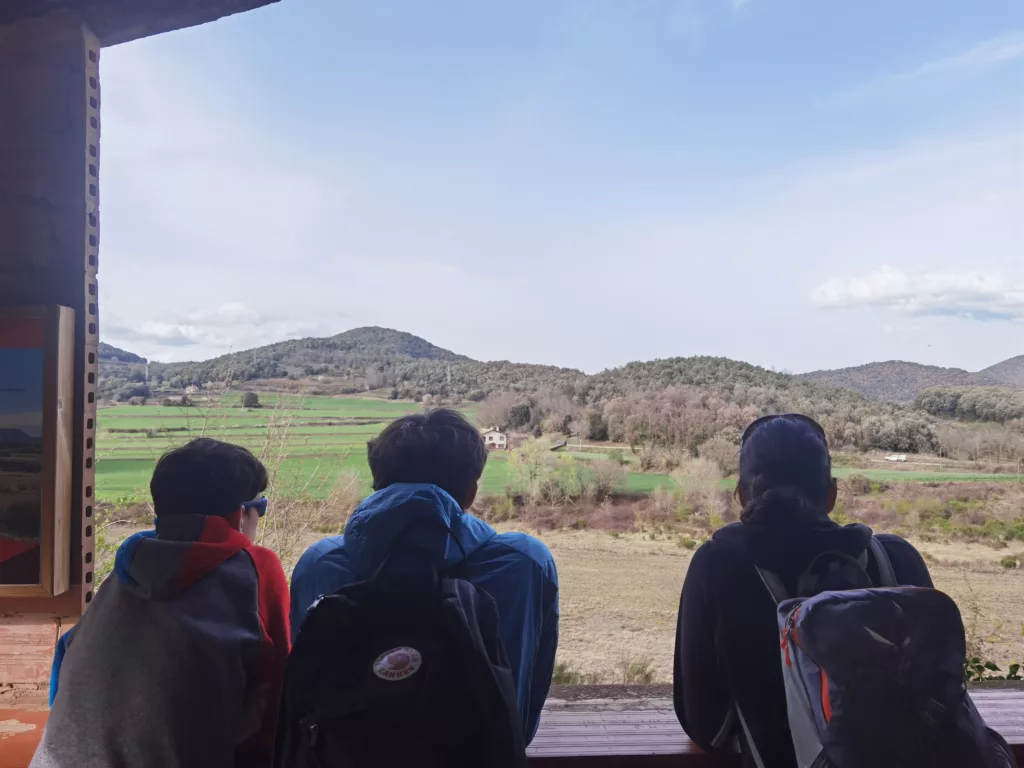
[738,415,832,525]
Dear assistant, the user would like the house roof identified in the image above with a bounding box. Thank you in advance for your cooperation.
[480,428,506,436]
[0,0,279,46]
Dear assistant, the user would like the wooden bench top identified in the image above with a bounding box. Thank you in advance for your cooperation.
[526,689,1024,766]
[3,690,1024,767]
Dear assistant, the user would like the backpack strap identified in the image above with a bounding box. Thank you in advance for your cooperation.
[734,704,768,768]
[754,567,789,605]
[868,536,897,587]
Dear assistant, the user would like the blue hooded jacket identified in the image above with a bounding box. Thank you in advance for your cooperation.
[290,483,559,743]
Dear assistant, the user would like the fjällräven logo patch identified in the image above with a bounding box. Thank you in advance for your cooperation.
[373,647,423,681]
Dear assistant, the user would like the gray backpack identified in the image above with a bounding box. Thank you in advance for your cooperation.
[740,538,1016,768]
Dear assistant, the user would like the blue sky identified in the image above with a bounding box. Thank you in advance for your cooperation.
[98,0,1024,373]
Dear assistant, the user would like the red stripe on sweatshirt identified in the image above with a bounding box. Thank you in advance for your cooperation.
[235,543,291,768]
[173,515,250,593]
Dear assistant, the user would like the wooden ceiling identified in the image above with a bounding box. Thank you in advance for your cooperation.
[0,0,279,46]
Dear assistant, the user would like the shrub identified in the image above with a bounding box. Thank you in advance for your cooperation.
[964,658,1023,682]
[846,474,874,496]
[677,536,697,550]
[551,662,602,685]
[607,448,627,466]
[242,391,261,408]
[591,460,626,501]
[552,661,582,685]
[488,496,516,523]
[1000,555,1019,569]
[698,435,740,476]
[618,656,656,685]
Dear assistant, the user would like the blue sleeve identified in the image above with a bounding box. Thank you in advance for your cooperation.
[289,537,349,644]
[525,570,559,744]
[49,626,76,706]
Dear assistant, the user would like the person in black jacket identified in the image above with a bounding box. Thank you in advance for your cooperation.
[673,414,933,768]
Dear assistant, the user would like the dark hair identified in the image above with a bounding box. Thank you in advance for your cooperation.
[368,409,488,504]
[150,438,268,518]
[738,414,832,524]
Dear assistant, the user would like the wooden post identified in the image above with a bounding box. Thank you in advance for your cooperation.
[0,12,99,642]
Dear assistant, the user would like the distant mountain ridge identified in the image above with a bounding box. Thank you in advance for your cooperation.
[100,326,1021,406]
[800,359,1022,403]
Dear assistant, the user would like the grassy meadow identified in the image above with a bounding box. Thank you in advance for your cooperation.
[94,393,1023,504]
[94,394,683,502]
[92,392,1024,678]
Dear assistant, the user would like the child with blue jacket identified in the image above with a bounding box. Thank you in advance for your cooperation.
[290,408,559,744]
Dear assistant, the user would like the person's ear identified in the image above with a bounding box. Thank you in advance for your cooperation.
[462,480,478,511]
[825,478,838,514]
[239,505,260,541]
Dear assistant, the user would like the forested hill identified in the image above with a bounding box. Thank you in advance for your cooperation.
[99,328,1023,455]
[800,361,1011,403]
[155,326,471,385]
[98,342,147,364]
[101,327,586,401]
[982,356,1024,387]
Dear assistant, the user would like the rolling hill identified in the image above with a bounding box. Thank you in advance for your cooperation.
[101,327,1024,453]
[982,356,1024,388]
[99,327,585,401]
[100,326,1021,418]
[800,360,1017,403]
[98,342,147,364]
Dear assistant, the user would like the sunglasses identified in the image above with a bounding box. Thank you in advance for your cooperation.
[243,496,269,518]
[741,414,827,445]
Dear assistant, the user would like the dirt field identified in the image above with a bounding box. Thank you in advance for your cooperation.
[502,528,1024,684]
[104,518,1024,686]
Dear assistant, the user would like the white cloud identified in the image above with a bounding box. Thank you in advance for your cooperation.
[831,29,1024,106]
[812,267,1024,323]
[102,303,349,360]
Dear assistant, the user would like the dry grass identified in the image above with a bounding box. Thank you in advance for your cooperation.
[487,527,1024,683]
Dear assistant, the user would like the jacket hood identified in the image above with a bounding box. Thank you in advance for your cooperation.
[712,514,874,575]
[342,483,498,579]
[114,513,250,600]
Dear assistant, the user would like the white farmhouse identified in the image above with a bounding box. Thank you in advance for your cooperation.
[481,427,509,451]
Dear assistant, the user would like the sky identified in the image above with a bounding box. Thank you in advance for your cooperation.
[97,0,1024,374]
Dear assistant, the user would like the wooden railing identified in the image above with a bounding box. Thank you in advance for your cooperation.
[3,690,1024,768]
[527,689,1024,766]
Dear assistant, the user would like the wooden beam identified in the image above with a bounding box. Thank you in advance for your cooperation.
[0,12,98,621]
[0,1,280,47]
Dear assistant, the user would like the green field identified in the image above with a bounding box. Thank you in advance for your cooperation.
[94,395,1021,504]
[94,395,677,502]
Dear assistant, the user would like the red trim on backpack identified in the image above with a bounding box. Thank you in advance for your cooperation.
[821,669,832,723]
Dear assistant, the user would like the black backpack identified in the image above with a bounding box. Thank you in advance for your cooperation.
[273,524,526,768]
